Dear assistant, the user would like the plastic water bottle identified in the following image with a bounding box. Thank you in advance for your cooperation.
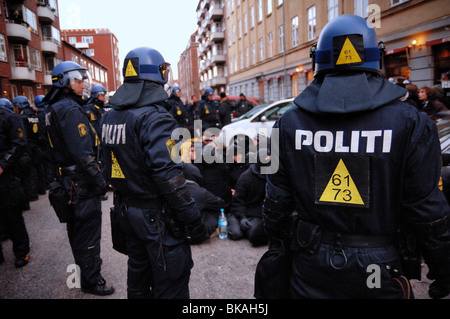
[218,208,228,239]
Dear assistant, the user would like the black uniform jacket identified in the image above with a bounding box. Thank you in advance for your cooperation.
[267,72,450,236]
[101,81,184,201]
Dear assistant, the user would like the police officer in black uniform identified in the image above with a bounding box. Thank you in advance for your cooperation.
[0,102,30,267]
[13,96,42,202]
[101,47,207,299]
[260,15,450,299]
[167,85,188,128]
[85,85,109,137]
[197,87,220,132]
[44,61,114,296]
[85,85,111,201]
[34,95,53,190]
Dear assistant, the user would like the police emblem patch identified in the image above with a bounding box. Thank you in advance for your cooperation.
[315,156,370,208]
[166,139,176,158]
[78,123,88,137]
[333,34,365,67]
[124,58,139,80]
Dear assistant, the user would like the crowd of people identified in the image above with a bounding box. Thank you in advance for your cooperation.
[389,74,450,120]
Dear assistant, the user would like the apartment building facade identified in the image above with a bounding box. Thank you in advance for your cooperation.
[178,31,201,103]
[196,0,228,95]
[0,0,108,103]
[61,28,121,92]
[225,0,450,104]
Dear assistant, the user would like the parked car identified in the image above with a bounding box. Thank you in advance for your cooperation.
[216,98,295,149]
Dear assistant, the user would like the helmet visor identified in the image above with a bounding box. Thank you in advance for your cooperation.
[162,63,174,96]
[66,69,92,95]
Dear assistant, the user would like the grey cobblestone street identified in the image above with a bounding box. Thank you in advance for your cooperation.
[0,192,446,300]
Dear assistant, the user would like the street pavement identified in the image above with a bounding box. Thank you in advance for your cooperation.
[0,191,446,300]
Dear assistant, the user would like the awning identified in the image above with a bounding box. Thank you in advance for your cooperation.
[385,47,406,55]
[426,37,450,46]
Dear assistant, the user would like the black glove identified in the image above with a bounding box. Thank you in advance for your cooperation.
[186,217,208,244]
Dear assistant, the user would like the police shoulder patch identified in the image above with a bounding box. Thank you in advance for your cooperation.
[166,139,176,159]
[78,123,88,137]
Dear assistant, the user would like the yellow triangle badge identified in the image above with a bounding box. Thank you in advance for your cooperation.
[319,159,364,206]
[111,151,126,179]
[336,37,363,65]
[125,60,138,77]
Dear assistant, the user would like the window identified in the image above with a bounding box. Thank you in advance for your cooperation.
[268,32,273,57]
[355,0,369,18]
[391,0,410,6]
[240,51,243,69]
[278,25,284,53]
[82,36,93,44]
[69,37,77,44]
[48,0,58,15]
[232,24,236,42]
[244,13,248,34]
[307,6,316,41]
[86,49,95,56]
[22,7,37,32]
[328,0,339,21]
[238,19,242,38]
[0,35,7,62]
[252,43,256,64]
[250,6,255,28]
[245,47,249,67]
[259,38,264,61]
[292,16,299,47]
[267,0,272,15]
[42,25,61,45]
[28,47,41,71]
[257,0,263,22]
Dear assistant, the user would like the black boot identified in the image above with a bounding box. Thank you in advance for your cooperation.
[14,253,29,268]
[81,279,115,296]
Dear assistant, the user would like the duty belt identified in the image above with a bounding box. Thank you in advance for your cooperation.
[122,197,162,210]
[321,231,396,248]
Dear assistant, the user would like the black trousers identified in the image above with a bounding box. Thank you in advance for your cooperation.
[67,196,103,288]
[120,206,193,299]
[0,175,30,260]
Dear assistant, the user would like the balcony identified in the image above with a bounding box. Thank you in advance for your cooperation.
[211,54,226,64]
[11,63,36,81]
[211,31,225,42]
[6,21,31,43]
[75,42,89,49]
[210,6,223,20]
[212,76,227,86]
[37,5,55,24]
[41,38,59,55]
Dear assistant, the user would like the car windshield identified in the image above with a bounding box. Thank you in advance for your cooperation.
[257,102,295,121]
[232,104,268,122]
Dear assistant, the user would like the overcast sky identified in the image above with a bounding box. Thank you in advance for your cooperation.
[58,0,200,80]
